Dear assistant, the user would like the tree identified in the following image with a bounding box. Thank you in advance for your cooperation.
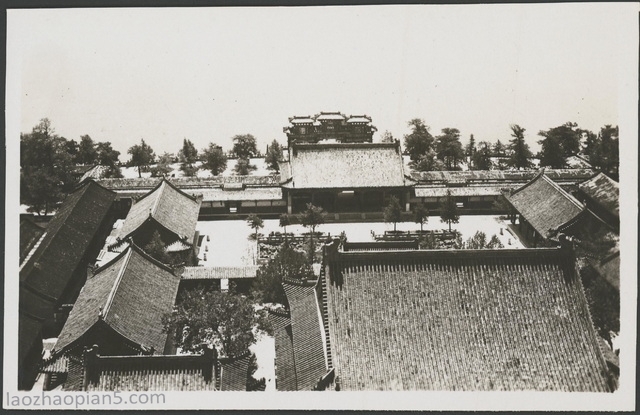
[162,287,266,357]
[234,158,257,175]
[279,213,291,235]
[76,135,98,165]
[413,203,429,232]
[383,195,403,232]
[201,143,228,176]
[151,152,174,177]
[539,122,582,158]
[440,190,459,232]
[96,141,120,166]
[143,230,173,264]
[232,134,258,159]
[403,118,434,161]
[589,125,619,177]
[65,139,79,160]
[128,139,155,178]
[507,124,533,169]
[464,231,504,249]
[471,141,493,170]
[380,130,395,143]
[412,149,446,172]
[493,140,506,157]
[298,203,326,263]
[265,140,283,172]
[20,118,75,214]
[465,134,476,158]
[246,214,264,241]
[538,134,565,168]
[179,139,199,177]
[435,128,465,170]
[252,241,314,306]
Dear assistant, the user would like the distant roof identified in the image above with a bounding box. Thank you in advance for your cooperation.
[20,180,116,302]
[507,172,585,239]
[282,280,328,390]
[181,266,259,280]
[119,179,201,241]
[346,115,372,123]
[285,143,406,189]
[578,172,619,218]
[290,117,314,124]
[199,187,282,202]
[97,175,280,190]
[55,245,180,355]
[414,185,506,198]
[591,251,620,290]
[316,112,347,121]
[323,248,612,391]
[410,168,595,184]
[19,218,45,264]
[268,310,297,391]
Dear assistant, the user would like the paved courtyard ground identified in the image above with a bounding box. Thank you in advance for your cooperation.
[195,215,525,266]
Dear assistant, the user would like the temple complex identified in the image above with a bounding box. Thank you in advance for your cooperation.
[284,112,377,147]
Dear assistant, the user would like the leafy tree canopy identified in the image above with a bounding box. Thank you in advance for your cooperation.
[411,149,445,172]
[20,118,75,214]
[380,130,395,143]
[202,143,228,176]
[507,124,533,169]
[151,152,175,178]
[435,128,465,170]
[403,118,434,162]
[246,214,264,240]
[179,139,199,176]
[76,135,98,165]
[234,157,257,175]
[232,134,258,159]
[440,190,460,232]
[265,140,283,172]
[413,203,429,232]
[471,141,493,170]
[538,122,581,161]
[586,125,619,178]
[96,141,121,167]
[128,139,155,178]
[492,140,506,157]
[163,287,267,357]
[252,241,314,306]
[298,203,326,263]
[384,195,403,232]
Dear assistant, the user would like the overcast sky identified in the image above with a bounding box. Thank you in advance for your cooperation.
[7,4,637,159]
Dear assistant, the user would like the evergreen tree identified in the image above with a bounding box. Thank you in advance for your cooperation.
[538,134,565,168]
[465,134,476,158]
[232,134,258,159]
[440,190,460,232]
[383,195,403,232]
[538,122,582,159]
[471,141,493,170]
[179,139,199,177]
[298,203,326,263]
[403,118,434,161]
[265,140,283,172]
[76,135,98,165]
[279,213,291,235]
[411,149,445,172]
[246,214,264,241]
[507,124,533,169]
[413,203,429,232]
[128,138,155,178]
[202,143,228,176]
[151,152,174,177]
[492,140,506,157]
[234,158,257,175]
[435,128,465,170]
[380,130,395,143]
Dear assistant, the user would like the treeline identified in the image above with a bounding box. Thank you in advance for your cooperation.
[402,119,619,176]
[20,118,285,214]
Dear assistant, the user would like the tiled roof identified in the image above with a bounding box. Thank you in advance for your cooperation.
[414,185,507,198]
[507,172,586,239]
[199,187,282,202]
[578,173,619,218]
[283,281,327,390]
[20,180,116,303]
[268,310,297,391]
[285,143,406,189]
[42,353,69,374]
[19,312,43,367]
[85,353,216,391]
[119,179,201,241]
[96,175,280,191]
[165,239,192,253]
[324,248,612,391]
[591,251,620,291]
[316,112,347,121]
[19,218,45,264]
[55,245,180,355]
[410,169,595,184]
[218,354,250,391]
[181,266,259,280]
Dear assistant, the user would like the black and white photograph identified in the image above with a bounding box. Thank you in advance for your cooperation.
[4,3,638,411]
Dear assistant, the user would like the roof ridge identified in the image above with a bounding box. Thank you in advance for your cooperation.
[540,174,585,210]
[102,248,133,319]
[508,168,546,196]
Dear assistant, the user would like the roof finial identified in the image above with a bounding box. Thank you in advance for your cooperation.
[98,307,104,319]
